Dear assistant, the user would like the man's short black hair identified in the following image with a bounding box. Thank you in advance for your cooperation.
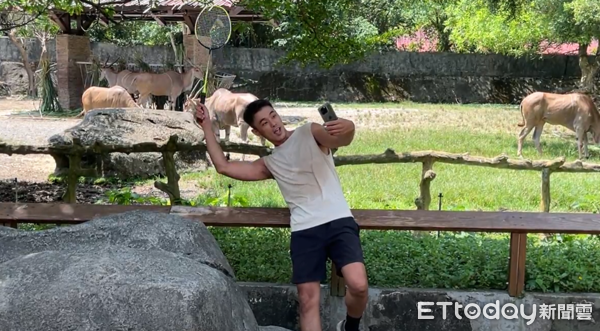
[243,99,273,128]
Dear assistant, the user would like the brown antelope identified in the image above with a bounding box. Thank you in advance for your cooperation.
[132,61,204,110]
[98,57,141,97]
[517,91,600,159]
[184,89,266,161]
[77,85,142,118]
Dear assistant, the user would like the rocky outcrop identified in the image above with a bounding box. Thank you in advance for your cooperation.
[0,210,289,331]
[48,108,209,179]
[0,61,28,95]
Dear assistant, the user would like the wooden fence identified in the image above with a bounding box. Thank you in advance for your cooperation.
[2,202,600,298]
[2,138,600,298]
[2,138,600,211]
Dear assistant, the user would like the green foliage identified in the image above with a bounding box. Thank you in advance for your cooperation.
[99,187,169,206]
[526,236,600,292]
[98,186,250,208]
[447,0,548,56]
[402,0,460,52]
[38,56,61,113]
[87,21,182,47]
[208,227,600,292]
[565,0,600,27]
[239,0,382,69]
[12,14,59,38]
[537,0,600,45]
[448,0,600,56]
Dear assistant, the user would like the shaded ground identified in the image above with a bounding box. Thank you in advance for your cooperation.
[0,179,123,204]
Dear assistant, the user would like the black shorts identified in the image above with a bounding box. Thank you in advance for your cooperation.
[289,216,364,284]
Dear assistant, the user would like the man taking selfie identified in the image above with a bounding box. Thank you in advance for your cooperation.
[194,100,368,331]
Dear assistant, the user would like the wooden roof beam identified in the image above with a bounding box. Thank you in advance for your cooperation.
[183,13,196,33]
[151,13,166,26]
[48,12,70,34]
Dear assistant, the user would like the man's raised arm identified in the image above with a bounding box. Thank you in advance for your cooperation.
[195,103,272,181]
[310,118,356,149]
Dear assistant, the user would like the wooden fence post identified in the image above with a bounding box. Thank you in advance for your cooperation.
[415,158,436,210]
[414,158,436,236]
[541,168,551,212]
[154,136,182,205]
[540,168,553,239]
[330,263,346,297]
[63,153,81,203]
[507,232,527,297]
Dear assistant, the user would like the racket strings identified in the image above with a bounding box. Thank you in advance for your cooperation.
[196,9,231,49]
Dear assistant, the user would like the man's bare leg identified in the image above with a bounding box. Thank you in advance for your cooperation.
[297,281,322,331]
[340,262,369,330]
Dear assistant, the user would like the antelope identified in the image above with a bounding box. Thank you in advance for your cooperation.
[77,85,142,118]
[517,91,600,159]
[98,56,141,97]
[184,89,266,161]
[132,60,204,110]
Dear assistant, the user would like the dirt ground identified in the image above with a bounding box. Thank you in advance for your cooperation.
[0,97,415,204]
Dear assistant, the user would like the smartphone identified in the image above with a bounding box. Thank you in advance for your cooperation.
[318,102,338,122]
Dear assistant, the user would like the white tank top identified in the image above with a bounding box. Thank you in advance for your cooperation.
[263,122,354,232]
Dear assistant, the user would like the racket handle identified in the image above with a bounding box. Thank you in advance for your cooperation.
[200,92,206,105]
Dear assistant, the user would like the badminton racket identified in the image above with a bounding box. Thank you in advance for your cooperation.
[194,5,232,104]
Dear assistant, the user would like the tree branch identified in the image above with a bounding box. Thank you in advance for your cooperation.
[0,11,44,32]
[77,0,130,25]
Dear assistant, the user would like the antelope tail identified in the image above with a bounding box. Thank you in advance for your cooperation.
[517,103,525,127]
[75,109,86,118]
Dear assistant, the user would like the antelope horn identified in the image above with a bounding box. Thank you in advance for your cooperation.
[109,56,120,67]
[103,56,110,67]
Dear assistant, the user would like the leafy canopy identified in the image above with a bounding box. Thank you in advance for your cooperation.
[238,0,384,68]
[447,0,600,56]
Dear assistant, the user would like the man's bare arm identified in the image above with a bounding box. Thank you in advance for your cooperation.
[204,122,272,181]
[217,158,273,181]
[310,120,355,149]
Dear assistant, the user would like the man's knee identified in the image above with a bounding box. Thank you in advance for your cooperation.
[297,282,321,313]
[342,262,369,297]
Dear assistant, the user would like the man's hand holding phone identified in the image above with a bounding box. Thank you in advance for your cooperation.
[324,118,354,136]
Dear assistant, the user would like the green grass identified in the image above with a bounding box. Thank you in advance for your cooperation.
[191,125,600,213]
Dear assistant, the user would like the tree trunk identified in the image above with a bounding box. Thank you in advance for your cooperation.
[8,29,37,98]
[578,42,599,93]
[168,31,181,73]
[437,29,452,52]
[432,18,452,52]
[38,37,48,63]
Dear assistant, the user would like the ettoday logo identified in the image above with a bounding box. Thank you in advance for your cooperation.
[417,301,594,325]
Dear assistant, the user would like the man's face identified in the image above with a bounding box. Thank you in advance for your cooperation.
[250,105,286,145]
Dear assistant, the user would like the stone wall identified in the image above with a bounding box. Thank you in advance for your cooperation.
[0,37,173,64]
[241,282,600,331]
[212,47,594,104]
[0,37,595,104]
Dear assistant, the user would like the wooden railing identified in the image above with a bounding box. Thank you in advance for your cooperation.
[2,138,600,211]
[2,202,600,298]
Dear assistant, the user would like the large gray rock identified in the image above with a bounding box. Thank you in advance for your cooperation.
[48,108,209,179]
[0,61,28,95]
[0,210,260,331]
